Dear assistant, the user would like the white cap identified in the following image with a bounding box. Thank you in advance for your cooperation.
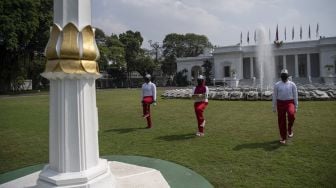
[197,75,205,80]
[145,74,151,78]
[281,69,288,74]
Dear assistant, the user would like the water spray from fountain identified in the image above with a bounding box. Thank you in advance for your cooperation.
[256,27,275,91]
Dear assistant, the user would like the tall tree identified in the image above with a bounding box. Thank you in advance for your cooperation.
[161,33,212,78]
[175,69,188,86]
[184,33,211,57]
[95,28,106,44]
[27,0,53,89]
[106,34,126,67]
[135,54,156,77]
[202,59,213,84]
[148,40,161,63]
[161,33,183,78]
[119,30,143,86]
[106,34,126,85]
[97,34,126,71]
[162,33,212,58]
[0,0,53,92]
[95,31,127,87]
[161,55,177,78]
[162,33,185,58]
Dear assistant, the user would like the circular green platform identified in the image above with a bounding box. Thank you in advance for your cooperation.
[0,155,213,188]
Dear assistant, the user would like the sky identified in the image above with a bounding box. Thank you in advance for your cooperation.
[92,0,336,49]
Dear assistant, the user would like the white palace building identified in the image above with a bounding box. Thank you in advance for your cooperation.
[177,36,336,86]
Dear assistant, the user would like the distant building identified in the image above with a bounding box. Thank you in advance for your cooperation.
[177,37,336,85]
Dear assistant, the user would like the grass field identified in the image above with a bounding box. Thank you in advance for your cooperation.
[0,88,336,187]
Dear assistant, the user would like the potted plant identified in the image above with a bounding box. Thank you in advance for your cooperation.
[274,40,283,48]
[324,64,334,76]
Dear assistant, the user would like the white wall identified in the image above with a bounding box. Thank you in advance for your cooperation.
[320,46,336,77]
[213,53,242,79]
[176,57,210,81]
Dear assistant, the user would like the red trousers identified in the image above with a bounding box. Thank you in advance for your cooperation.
[143,96,153,128]
[194,102,208,133]
[277,99,295,140]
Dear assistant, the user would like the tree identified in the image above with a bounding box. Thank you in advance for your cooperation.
[135,55,156,77]
[0,0,53,92]
[175,69,188,86]
[202,59,213,85]
[148,40,161,63]
[27,0,53,53]
[0,0,39,51]
[161,33,212,80]
[161,55,177,77]
[160,34,183,78]
[96,44,111,71]
[162,33,185,58]
[27,0,53,89]
[94,30,127,87]
[184,33,211,57]
[119,30,143,86]
[96,32,126,68]
[97,34,127,72]
[106,34,126,68]
[95,28,106,44]
[162,33,212,58]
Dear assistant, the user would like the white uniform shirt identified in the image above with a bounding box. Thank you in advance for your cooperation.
[272,80,298,109]
[192,86,209,103]
[142,81,157,101]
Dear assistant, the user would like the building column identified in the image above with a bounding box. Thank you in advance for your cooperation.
[283,55,287,69]
[36,0,116,187]
[250,57,254,78]
[307,53,311,78]
[295,54,299,77]
[187,66,191,81]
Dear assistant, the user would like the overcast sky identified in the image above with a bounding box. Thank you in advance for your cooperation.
[92,0,336,48]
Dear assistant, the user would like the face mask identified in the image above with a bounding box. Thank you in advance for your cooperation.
[197,79,205,86]
[281,73,288,82]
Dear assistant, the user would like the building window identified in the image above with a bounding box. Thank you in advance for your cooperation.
[310,53,320,77]
[243,58,251,79]
[253,57,258,78]
[224,66,230,77]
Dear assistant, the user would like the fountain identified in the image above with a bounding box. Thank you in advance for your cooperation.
[256,27,275,100]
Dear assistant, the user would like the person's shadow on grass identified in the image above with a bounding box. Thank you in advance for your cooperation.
[104,127,146,134]
[233,140,284,151]
[157,133,196,141]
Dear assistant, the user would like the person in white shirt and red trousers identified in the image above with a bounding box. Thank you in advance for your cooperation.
[141,74,157,129]
[272,69,298,144]
[192,75,209,137]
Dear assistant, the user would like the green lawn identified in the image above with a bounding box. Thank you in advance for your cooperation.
[1,88,336,187]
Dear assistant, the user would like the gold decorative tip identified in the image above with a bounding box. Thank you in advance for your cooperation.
[81,60,99,73]
[45,24,61,60]
[82,25,98,60]
[44,23,99,74]
[60,23,80,60]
